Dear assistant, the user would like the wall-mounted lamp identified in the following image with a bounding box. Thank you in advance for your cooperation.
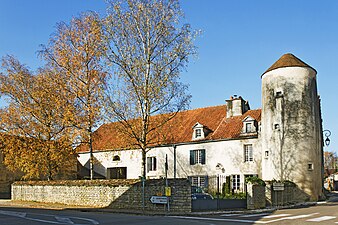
[323,130,331,147]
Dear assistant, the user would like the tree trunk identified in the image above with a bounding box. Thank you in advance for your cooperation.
[89,130,94,180]
[142,148,146,179]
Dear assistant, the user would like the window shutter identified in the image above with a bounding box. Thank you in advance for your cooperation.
[154,157,157,171]
[190,150,194,165]
[204,176,209,189]
[201,149,206,164]
[146,157,150,172]
[188,176,193,184]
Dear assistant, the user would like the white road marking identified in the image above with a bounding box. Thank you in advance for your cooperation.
[262,214,291,219]
[171,213,321,224]
[55,216,75,224]
[306,216,336,222]
[240,213,270,218]
[285,214,319,219]
[171,216,269,224]
[0,210,26,218]
[220,213,241,217]
[66,216,100,225]
[0,209,99,225]
[266,213,320,223]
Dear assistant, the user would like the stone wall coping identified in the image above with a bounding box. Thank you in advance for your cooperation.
[13,179,140,187]
[13,178,189,187]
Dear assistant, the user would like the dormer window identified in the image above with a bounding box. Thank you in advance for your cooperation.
[195,129,202,138]
[242,116,257,134]
[192,122,211,140]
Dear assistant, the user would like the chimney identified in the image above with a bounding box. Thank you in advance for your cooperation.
[226,96,250,118]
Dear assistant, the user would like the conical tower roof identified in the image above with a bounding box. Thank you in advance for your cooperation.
[262,53,316,76]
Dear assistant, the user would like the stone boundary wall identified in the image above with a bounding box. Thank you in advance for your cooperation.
[265,183,310,206]
[12,179,191,212]
[246,183,266,210]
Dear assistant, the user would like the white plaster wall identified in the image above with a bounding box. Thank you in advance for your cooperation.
[78,137,262,186]
[78,149,143,179]
[261,66,322,200]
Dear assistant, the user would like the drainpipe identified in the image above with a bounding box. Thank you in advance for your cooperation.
[173,145,177,179]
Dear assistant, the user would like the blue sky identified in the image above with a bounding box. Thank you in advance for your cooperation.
[0,0,337,154]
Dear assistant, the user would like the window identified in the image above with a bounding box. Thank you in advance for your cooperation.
[189,176,208,188]
[113,155,120,161]
[190,149,206,165]
[195,129,202,138]
[192,122,206,140]
[245,123,254,133]
[242,116,257,134]
[244,144,253,162]
[308,163,314,171]
[275,91,283,98]
[275,91,283,110]
[274,124,280,130]
[265,151,269,158]
[232,175,241,190]
[147,157,157,172]
[107,167,127,179]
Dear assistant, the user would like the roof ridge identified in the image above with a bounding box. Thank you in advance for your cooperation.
[183,104,226,112]
[210,108,261,138]
[210,115,228,138]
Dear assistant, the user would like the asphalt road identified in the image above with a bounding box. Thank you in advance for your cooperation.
[0,195,338,225]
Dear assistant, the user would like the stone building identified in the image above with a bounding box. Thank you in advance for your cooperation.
[78,53,324,201]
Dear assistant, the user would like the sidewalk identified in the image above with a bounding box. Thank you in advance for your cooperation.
[1,192,337,216]
[0,199,95,210]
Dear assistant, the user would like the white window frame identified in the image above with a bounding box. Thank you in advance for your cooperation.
[190,149,205,165]
[245,123,254,133]
[242,116,257,134]
[147,156,157,172]
[244,144,253,162]
[195,129,202,138]
[232,174,241,190]
[191,176,206,188]
[192,122,205,140]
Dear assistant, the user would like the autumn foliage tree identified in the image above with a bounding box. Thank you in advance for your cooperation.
[103,0,198,178]
[324,151,338,176]
[41,12,107,179]
[0,56,77,180]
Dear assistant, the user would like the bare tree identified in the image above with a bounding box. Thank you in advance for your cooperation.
[40,12,107,179]
[103,0,198,178]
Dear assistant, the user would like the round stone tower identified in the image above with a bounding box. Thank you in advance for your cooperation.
[261,53,323,201]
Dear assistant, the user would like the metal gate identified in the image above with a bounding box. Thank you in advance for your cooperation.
[190,175,247,211]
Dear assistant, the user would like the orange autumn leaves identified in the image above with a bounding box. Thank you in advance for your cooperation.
[0,12,106,180]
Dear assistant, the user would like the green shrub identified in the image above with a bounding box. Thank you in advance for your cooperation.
[245,176,266,186]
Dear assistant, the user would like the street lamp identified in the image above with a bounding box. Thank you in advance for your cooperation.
[323,130,331,147]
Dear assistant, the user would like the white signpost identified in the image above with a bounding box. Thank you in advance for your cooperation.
[273,183,285,191]
[150,196,168,204]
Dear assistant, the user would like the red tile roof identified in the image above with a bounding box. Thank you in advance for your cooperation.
[77,105,261,153]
